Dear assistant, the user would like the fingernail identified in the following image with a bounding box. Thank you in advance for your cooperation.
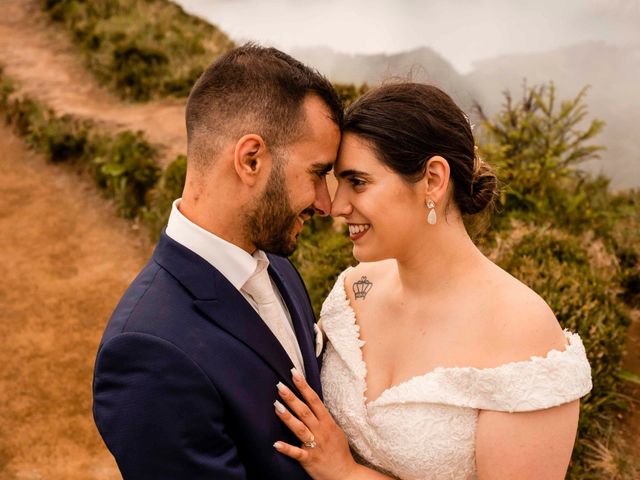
[291,367,302,382]
[276,381,287,393]
[273,441,282,449]
[274,400,286,414]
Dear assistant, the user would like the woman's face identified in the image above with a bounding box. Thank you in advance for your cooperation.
[331,133,428,262]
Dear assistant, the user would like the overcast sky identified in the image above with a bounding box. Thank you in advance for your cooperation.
[176,0,640,73]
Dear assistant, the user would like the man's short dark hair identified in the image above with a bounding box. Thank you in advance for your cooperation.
[185,43,343,168]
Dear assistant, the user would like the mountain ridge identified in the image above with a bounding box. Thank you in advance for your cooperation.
[294,42,638,189]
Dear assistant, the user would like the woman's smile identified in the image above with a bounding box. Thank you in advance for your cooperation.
[348,223,371,241]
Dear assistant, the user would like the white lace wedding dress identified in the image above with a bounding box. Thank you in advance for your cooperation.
[319,270,593,480]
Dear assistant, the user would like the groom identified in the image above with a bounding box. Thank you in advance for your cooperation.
[92,44,342,479]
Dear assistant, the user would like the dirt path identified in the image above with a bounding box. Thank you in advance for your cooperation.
[620,309,640,466]
[0,0,187,166]
[0,123,152,479]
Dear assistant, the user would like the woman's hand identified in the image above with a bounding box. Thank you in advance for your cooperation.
[273,368,358,480]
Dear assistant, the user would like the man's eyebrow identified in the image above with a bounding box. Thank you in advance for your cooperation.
[337,169,371,179]
[311,162,334,174]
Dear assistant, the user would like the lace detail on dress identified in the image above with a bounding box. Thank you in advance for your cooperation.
[320,269,593,480]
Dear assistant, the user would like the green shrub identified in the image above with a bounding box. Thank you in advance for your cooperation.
[0,68,160,218]
[41,0,235,101]
[488,225,631,478]
[141,154,186,239]
[4,96,45,137]
[111,43,170,100]
[92,130,160,218]
[476,83,607,233]
[292,216,356,318]
[29,112,91,163]
[607,189,640,308]
[0,66,14,109]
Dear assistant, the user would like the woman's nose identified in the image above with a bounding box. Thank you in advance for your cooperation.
[330,184,352,218]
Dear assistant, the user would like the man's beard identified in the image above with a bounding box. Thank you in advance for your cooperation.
[244,158,304,256]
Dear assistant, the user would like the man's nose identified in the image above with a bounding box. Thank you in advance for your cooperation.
[313,179,332,217]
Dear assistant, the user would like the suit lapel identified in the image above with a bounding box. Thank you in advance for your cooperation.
[154,232,299,391]
[193,283,301,392]
[267,262,322,395]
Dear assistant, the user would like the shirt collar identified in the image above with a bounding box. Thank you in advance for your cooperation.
[165,198,268,290]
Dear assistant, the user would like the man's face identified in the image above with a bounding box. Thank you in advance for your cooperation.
[246,95,341,256]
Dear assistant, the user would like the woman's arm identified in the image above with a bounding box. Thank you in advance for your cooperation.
[475,400,580,480]
[274,369,394,480]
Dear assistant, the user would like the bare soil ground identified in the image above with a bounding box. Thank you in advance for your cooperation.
[0,3,177,475]
[620,309,640,468]
[0,124,151,479]
[0,0,187,166]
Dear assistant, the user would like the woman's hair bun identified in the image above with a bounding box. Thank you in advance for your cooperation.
[458,154,498,215]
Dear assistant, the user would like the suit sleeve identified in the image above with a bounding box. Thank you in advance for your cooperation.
[93,332,247,480]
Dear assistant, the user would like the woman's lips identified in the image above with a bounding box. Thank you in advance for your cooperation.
[348,223,370,241]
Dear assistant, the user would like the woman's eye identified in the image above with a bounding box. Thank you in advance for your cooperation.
[349,178,365,187]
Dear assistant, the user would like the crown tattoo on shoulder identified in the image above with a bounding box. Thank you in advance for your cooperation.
[353,276,373,300]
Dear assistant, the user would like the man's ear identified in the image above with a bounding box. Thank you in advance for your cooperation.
[233,134,270,186]
[422,155,450,204]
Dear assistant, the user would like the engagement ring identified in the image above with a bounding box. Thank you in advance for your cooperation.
[302,435,316,449]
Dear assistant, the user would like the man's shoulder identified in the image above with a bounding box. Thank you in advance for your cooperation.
[101,259,192,342]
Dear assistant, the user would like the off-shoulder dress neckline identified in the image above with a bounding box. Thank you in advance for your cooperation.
[333,269,580,409]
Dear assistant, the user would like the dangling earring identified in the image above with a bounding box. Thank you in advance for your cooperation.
[426,199,437,225]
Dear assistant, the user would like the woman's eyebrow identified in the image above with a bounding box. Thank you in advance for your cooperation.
[337,169,371,179]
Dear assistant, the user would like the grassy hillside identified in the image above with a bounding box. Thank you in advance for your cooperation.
[42,0,235,101]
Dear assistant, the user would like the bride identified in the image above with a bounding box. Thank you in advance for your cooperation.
[271,83,592,479]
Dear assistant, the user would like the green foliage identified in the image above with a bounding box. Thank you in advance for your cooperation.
[489,225,631,478]
[0,66,14,108]
[292,216,356,318]
[0,68,160,218]
[41,0,235,101]
[607,189,640,308]
[3,94,93,164]
[141,154,187,239]
[476,83,608,232]
[92,130,160,218]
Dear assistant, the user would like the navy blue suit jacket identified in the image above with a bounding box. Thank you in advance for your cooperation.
[93,232,321,479]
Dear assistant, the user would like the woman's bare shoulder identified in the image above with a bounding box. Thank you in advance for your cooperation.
[479,265,568,365]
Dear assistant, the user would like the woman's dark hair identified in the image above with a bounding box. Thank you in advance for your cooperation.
[344,83,497,215]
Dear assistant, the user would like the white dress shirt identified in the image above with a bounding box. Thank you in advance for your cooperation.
[165,199,306,373]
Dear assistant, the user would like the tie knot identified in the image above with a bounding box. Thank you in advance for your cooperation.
[243,261,276,305]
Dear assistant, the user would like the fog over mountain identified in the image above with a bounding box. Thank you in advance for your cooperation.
[175,0,640,188]
[177,0,640,73]
[291,43,640,189]
[467,42,640,189]
[291,46,475,110]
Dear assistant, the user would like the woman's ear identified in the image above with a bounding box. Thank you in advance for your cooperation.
[233,134,270,186]
[422,155,450,204]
